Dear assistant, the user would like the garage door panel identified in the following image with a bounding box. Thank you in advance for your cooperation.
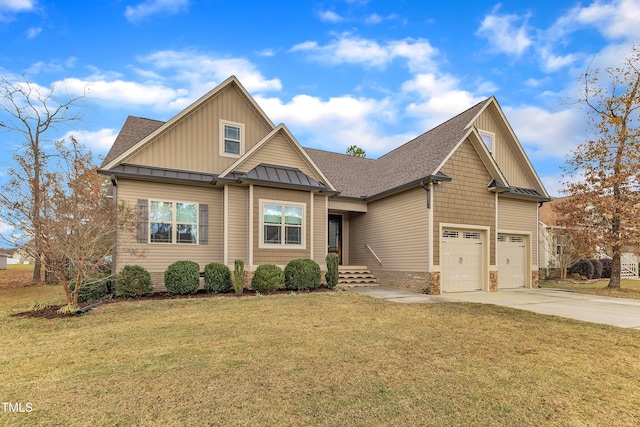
[442,229,484,292]
[498,234,526,288]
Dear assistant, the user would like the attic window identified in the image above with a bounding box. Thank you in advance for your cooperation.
[479,131,495,152]
[220,120,245,158]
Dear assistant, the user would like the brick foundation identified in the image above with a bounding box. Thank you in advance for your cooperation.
[373,270,431,294]
[489,270,498,292]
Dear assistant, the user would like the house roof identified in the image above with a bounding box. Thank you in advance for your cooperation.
[305,98,490,198]
[230,164,334,192]
[101,116,164,168]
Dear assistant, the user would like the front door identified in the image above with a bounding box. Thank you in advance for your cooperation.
[328,214,342,265]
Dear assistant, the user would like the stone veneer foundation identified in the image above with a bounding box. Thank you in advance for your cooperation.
[373,270,432,294]
[489,270,498,292]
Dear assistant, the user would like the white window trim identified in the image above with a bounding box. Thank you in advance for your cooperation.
[149,199,199,245]
[479,130,495,153]
[259,199,306,250]
[219,119,245,158]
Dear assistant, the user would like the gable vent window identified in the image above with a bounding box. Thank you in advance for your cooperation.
[479,130,495,152]
[220,120,245,158]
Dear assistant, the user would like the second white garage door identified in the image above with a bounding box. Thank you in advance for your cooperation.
[498,234,526,288]
[441,229,484,292]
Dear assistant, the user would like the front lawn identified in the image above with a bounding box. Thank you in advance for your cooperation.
[540,279,640,299]
[1,287,639,426]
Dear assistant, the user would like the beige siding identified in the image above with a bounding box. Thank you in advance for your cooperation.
[252,186,312,265]
[498,197,538,265]
[349,187,429,271]
[433,139,496,265]
[127,85,272,174]
[313,194,327,265]
[328,199,367,212]
[474,108,533,189]
[236,131,323,182]
[227,185,249,264]
[116,179,223,274]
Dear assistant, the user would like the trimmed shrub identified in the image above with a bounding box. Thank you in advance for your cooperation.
[69,273,111,303]
[568,259,594,279]
[590,258,603,279]
[115,265,153,298]
[285,259,321,291]
[164,260,200,295]
[251,264,284,293]
[601,258,613,278]
[233,260,245,294]
[204,263,232,293]
[325,253,339,289]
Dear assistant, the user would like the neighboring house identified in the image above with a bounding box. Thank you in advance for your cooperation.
[98,76,550,294]
[538,197,639,279]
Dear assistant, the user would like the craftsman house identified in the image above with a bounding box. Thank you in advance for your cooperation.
[99,76,550,294]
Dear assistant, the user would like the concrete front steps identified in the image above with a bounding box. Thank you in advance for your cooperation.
[338,265,378,286]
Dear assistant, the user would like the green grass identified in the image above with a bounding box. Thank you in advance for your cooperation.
[540,279,640,299]
[1,288,639,426]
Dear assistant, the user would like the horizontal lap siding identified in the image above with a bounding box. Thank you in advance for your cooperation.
[349,187,429,271]
[127,85,272,174]
[116,179,223,273]
[253,186,311,265]
[433,139,496,266]
[228,185,249,264]
[498,197,538,265]
[313,194,327,266]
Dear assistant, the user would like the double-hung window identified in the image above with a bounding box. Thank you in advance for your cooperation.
[220,120,245,157]
[260,200,305,248]
[149,201,198,244]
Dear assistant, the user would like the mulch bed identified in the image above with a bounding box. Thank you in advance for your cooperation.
[10,287,335,320]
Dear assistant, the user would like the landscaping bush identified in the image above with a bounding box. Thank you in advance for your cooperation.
[601,258,613,278]
[325,253,339,289]
[568,259,595,279]
[589,258,603,279]
[285,259,321,290]
[69,273,111,303]
[115,265,153,298]
[204,263,232,293]
[164,261,200,295]
[251,264,284,293]
[233,260,245,294]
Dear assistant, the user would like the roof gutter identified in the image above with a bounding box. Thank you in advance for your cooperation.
[365,173,452,202]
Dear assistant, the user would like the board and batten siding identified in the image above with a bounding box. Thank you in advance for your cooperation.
[235,131,323,182]
[116,179,223,273]
[498,197,538,265]
[227,185,249,263]
[349,187,429,271]
[473,108,533,189]
[126,85,272,174]
[252,186,312,265]
[433,139,496,266]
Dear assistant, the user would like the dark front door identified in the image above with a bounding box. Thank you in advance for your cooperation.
[328,214,342,265]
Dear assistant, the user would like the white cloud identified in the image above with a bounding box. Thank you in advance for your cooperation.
[318,10,343,23]
[365,13,382,24]
[570,0,640,40]
[0,0,35,21]
[26,26,41,39]
[255,93,410,156]
[61,129,119,154]
[25,57,77,74]
[402,73,486,130]
[125,0,189,23]
[476,6,533,57]
[291,33,438,72]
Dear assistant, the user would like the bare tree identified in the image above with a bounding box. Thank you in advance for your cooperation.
[557,46,640,288]
[38,137,136,308]
[0,76,87,283]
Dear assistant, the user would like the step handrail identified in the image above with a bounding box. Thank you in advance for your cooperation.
[365,244,382,265]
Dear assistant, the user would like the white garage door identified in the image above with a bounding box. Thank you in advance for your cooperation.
[498,234,526,288]
[441,229,484,292]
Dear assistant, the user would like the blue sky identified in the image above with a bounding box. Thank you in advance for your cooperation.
[1,0,640,200]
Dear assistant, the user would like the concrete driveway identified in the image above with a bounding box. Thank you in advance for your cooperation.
[348,286,640,329]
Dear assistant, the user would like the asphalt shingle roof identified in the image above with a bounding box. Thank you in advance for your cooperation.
[101,116,164,167]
